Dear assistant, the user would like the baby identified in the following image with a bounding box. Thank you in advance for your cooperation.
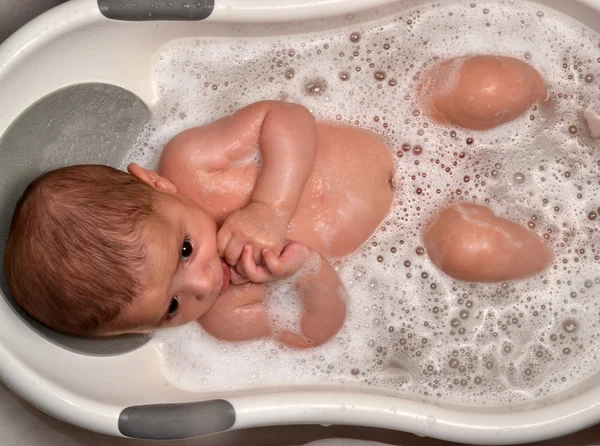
[4,100,395,348]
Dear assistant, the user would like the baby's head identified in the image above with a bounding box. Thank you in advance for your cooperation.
[4,164,228,336]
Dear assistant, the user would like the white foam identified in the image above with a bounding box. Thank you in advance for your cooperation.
[266,282,303,336]
[123,0,600,409]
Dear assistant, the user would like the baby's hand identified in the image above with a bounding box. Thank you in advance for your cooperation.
[235,241,310,283]
[217,202,288,266]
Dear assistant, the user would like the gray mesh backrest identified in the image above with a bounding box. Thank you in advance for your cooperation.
[0,83,152,356]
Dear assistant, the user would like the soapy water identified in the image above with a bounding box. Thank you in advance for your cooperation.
[123,0,600,409]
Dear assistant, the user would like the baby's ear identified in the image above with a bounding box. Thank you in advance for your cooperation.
[127,163,177,194]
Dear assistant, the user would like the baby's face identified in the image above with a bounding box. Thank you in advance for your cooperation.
[124,193,231,332]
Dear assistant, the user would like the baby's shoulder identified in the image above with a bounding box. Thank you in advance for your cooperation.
[158,125,231,176]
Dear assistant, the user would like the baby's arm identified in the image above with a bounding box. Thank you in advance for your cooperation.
[240,242,347,348]
[199,242,347,348]
[161,101,317,264]
[216,101,317,265]
[278,254,347,349]
[198,283,271,342]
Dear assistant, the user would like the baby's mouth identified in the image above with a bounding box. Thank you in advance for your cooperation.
[221,260,231,294]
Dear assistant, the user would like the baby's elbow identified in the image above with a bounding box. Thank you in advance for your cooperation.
[302,295,347,347]
[277,296,346,349]
[329,297,347,337]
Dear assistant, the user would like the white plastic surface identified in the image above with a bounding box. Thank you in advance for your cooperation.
[209,0,396,22]
[0,0,600,443]
[230,390,600,445]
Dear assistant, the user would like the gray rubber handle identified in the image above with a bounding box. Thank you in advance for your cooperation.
[119,399,235,439]
[98,0,214,21]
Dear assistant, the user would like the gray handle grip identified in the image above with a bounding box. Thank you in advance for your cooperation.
[98,0,214,21]
[119,399,235,439]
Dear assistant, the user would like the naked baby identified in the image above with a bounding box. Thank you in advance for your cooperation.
[4,101,395,348]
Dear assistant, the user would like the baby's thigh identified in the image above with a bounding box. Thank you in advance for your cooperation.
[198,283,271,341]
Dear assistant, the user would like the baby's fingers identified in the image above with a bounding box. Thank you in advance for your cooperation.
[216,226,233,258]
[223,237,245,267]
[241,245,272,282]
[262,249,291,277]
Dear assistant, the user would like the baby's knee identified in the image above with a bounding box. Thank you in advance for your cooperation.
[421,55,547,130]
[424,203,552,282]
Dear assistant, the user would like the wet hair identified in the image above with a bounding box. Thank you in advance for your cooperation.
[4,165,163,336]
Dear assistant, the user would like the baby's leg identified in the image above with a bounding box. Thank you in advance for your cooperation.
[199,283,271,341]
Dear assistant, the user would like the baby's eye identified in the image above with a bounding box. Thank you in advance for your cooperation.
[182,239,193,261]
[167,296,180,320]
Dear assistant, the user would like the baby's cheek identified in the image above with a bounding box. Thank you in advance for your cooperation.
[187,296,217,322]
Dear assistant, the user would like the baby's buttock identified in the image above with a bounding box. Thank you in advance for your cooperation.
[288,123,395,258]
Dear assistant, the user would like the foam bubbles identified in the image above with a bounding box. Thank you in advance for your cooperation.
[513,172,526,184]
[124,0,600,409]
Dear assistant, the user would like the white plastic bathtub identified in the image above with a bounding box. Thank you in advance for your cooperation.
[1,0,600,443]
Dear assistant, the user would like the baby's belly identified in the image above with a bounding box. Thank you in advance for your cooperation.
[287,124,395,258]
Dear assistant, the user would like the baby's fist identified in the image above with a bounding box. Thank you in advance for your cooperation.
[217,201,288,266]
[237,241,310,283]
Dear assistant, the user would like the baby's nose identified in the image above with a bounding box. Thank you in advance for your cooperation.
[187,266,214,298]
